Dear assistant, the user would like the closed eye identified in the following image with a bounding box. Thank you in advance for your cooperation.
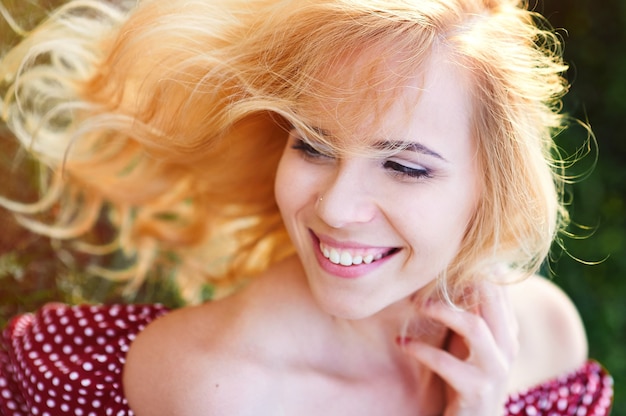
[383,160,432,180]
[291,138,333,160]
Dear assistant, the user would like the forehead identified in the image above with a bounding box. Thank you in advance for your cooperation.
[293,45,474,149]
[295,46,420,134]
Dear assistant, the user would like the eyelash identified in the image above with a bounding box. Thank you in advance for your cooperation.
[291,138,330,160]
[291,138,432,181]
[383,160,432,180]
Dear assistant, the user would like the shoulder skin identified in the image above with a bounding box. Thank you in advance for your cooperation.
[507,274,588,392]
[122,299,280,416]
[123,258,314,416]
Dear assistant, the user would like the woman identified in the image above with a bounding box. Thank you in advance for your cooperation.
[0,0,613,415]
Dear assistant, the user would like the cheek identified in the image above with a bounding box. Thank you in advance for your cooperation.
[274,152,294,217]
[401,182,478,250]
[274,151,315,221]
[441,181,481,256]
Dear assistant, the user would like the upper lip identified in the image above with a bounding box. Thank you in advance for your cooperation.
[311,230,398,251]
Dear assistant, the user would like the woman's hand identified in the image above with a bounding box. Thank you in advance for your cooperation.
[399,283,519,416]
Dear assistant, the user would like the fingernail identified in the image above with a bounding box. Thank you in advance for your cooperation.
[395,336,413,346]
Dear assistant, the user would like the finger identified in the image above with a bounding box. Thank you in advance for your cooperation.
[401,340,478,393]
[477,282,519,361]
[419,302,500,369]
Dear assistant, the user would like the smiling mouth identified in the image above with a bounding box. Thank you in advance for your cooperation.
[319,242,400,267]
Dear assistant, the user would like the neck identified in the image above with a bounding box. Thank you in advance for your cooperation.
[272,255,447,370]
[251,255,447,412]
[331,295,446,367]
[325,297,447,410]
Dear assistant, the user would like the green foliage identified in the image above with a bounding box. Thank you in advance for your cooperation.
[543,0,626,413]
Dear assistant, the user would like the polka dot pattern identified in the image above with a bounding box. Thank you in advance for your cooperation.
[0,304,614,415]
[0,304,168,416]
[505,361,613,415]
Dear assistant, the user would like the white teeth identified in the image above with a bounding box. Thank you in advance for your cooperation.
[340,252,352,266]
[320,243,389,267]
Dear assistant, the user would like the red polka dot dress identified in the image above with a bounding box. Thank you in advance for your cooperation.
[0,304,168,416]
[0,304,614,415]
[504,361,613,415]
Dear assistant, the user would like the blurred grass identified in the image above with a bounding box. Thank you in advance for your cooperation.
[0,126,186,328]
[1,0,625,414]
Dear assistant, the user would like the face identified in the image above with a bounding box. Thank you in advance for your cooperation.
[274,50,480,319]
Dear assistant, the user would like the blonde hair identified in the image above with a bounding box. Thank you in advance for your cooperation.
[0,0,569,302]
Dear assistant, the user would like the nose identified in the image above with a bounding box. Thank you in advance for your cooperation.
[315,160,378,228]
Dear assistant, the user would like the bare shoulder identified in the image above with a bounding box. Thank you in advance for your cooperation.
[507,274,588,391]
[122,298,278,416]
[123,258,311,415]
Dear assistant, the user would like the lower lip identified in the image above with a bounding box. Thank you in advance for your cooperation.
[310,233,396,279]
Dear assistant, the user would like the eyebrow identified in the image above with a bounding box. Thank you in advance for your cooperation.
[376,140,448,162]
[302,125,448,162]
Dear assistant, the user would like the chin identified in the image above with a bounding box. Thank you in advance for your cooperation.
[310,291,389,321]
